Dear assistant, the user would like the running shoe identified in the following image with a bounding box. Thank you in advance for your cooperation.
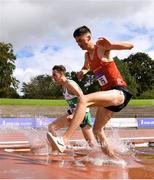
[47,132,66,153]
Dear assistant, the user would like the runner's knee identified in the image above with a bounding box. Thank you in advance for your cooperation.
[48,123,56,132]
[112,90,125,106]
[78,95,88,106]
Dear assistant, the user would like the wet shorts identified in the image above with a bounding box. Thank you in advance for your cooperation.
[105,86,133,112]
[67,110,93,128]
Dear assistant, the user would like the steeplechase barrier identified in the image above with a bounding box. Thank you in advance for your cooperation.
[0,117,154,129]
[0,117,154,149]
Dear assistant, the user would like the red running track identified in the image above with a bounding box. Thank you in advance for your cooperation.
[0,128,154,179]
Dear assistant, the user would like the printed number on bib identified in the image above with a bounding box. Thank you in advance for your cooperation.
[95,71,108,86]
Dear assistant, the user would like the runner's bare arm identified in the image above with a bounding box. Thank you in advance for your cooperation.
[110,42,134,50]
[77,53,90,80]
[96,37,133,50]
[65,81,83,98]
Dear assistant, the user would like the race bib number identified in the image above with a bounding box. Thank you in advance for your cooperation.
[95,71,108,86]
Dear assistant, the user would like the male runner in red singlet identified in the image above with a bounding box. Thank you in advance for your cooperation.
[48,26,134,158]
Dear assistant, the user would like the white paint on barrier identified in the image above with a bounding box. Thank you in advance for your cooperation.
[106,118,137,128]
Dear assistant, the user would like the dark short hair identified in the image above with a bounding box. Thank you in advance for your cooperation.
[73,26,91,38]
[52,65,66,73]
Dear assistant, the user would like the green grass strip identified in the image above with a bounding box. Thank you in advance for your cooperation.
[0,98,67,106]
[0,98,153,106]
[128,99,154,106]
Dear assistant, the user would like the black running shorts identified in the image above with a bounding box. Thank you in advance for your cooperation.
[105,86,133,112]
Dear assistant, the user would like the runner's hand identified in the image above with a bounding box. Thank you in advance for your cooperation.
[67,114,73,120]
[77,71,84,80]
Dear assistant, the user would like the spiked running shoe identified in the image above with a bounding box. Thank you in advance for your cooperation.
[47,132,66,153]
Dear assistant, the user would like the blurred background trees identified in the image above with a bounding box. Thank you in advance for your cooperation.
[0,42,19,98]
[22,75,62,99]
[123,52,154,97]
[1,43,154,99]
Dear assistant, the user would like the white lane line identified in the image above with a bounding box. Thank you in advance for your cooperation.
[0,141,29,144]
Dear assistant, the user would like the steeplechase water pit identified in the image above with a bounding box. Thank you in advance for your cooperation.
[0,117,154,179]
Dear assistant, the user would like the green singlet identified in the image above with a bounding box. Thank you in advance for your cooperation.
[63,79,92,128]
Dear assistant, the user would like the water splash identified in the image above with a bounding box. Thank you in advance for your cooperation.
[22,128,50,155]
[0,116,51,155]
[0,116,135,160]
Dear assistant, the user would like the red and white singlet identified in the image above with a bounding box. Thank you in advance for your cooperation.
[87,46,127,91]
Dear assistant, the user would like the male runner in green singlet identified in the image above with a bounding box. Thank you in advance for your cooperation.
[47,65,95,152]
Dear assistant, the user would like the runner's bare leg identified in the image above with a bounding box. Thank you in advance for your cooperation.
[93,107,118,158]
[82,125,96,147]
[63,89,124,144]
[48,115,70,151]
